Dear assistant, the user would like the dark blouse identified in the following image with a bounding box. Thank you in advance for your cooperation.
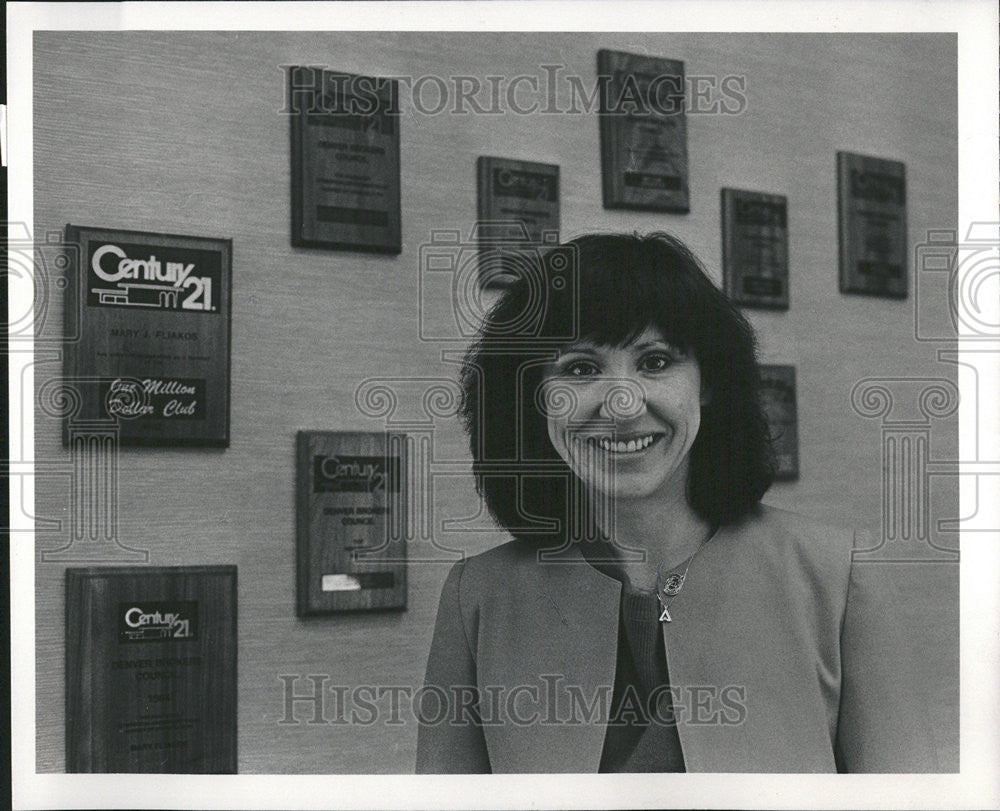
[597,583,686,772]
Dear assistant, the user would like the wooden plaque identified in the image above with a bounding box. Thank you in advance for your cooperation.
[476,156,560,243]
[598,49,689,212]
[65,565,237,773]
[476,156,560,286]
[296,431,407,615]
[759,365,799,480]
[721,188,789,309]
[289,67,401,253]
[837,151,907,298]
[63,225,232,446]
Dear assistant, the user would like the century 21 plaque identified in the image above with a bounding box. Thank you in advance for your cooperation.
[296,431,407,615]
[65,566,237,773]
[722,189,790,309]
[476,156,560,286]
[837,151,907,298]
[63,225,232,446]
[598,49,689,212]
[289,66,402,253]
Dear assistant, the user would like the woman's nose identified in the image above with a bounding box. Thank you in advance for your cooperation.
[597,378,647,421]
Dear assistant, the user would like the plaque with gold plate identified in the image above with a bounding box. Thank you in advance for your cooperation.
[837,151,907,298]
[476,156,560,286]
[289,66,401,253]
[63,225,232,446]
[598,49,689,212]
[759,365,799,480]
[296,431,408,615]
[65,565,237,773]
[722,188,789,309]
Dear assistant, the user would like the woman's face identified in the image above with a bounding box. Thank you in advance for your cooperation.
[541,325,706,502]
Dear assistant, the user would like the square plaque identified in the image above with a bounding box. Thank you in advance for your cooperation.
[721,188,789,309]
[63,225,232,446]
[65,565,237,773]
[837,151,907,298]
[289,66,401,253]
[759,364,799,480]
[476,156,560,286]
[296,431,408,615]
[598,49,689,212]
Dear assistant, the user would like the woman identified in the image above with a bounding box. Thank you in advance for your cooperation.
[415,232,935,773]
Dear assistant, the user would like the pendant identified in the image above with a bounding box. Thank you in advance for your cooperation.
[659,606,671,622]
[662,573,685,596]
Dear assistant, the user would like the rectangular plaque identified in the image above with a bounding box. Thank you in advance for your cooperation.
[721,188,789,309]
[759,365,799,480]
[476,156,560,286]
[63,225,231,446]
[65,565,237,773]
[837,151,907,298]
[289,66,401,252]
[296,431,407,615]
[598,49,689,212]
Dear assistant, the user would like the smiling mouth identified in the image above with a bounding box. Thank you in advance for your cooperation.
[579,433,664,454]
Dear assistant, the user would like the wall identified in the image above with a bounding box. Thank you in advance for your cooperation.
[33,31,958,772]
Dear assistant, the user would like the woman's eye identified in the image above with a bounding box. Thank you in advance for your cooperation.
[639,354,673,372]
[562,360,599,377]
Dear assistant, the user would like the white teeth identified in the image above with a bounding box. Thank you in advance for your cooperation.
[591,434,656,453]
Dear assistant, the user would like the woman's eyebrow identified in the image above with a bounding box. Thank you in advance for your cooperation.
[555,345,600,357]
[633,340,676,351]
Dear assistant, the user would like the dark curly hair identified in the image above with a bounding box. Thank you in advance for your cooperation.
[459,232,774,541]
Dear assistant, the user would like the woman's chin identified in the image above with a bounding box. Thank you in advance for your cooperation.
[582,469,683,502]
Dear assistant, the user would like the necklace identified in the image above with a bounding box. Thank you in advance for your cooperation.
[654,542,706,623]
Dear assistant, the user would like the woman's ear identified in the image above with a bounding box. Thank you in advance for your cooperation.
[700,384,711,407]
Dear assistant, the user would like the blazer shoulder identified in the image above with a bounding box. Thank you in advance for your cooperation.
[734,504,856,585]
[750,503,855,551]
[457,537,541,594]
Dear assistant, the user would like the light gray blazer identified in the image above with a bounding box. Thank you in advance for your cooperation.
[415,505,939,773]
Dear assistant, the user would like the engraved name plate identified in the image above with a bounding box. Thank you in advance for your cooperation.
[65,565,237,773]
[722,188,789,309]
[289,66,401,253]
[598,49,689,212]
[296,431,407,615]
[837,151,907,298]
[63,225,232,446]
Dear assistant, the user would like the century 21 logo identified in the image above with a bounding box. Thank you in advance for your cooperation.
[313,454,400,494]
[87,241,220,313]
[119,601,199,643]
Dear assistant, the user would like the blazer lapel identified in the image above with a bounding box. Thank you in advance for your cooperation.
[480,544,622,773]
